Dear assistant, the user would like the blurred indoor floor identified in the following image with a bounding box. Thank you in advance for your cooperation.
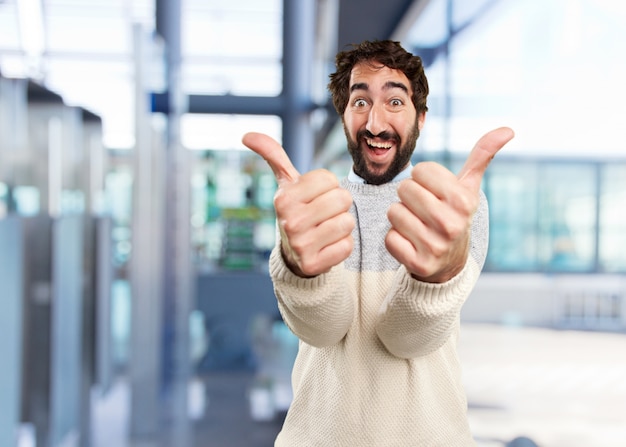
[460,324,626,447]
[90,324,626,447]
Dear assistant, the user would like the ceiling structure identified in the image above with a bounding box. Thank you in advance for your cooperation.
[0,0,508,160]
[0,0,433,152]
[335,0,425,51]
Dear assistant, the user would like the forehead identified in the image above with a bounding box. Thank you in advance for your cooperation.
[349,62,412,93]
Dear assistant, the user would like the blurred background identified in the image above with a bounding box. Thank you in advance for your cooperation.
[1,0,625,446]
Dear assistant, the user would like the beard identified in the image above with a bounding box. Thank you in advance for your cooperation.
[345,121,420,185]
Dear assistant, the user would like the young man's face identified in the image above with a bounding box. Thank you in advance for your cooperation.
[343,62,425,185]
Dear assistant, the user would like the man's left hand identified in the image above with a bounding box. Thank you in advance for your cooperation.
[385,127,514,283]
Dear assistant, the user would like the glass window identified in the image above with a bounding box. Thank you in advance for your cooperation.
[181,113,281,150]
[485,161,601,272]
[181,0,282,97]
[537,164,597,272]
[405,0,626,158]
[599,164,626,272]
[484,161,539,271]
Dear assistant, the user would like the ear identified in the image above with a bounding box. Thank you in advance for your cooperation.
[417,111,426,131]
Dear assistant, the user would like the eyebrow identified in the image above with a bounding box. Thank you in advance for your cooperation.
[350,81,410,94]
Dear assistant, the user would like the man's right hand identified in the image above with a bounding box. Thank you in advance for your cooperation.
[242,132,355,277]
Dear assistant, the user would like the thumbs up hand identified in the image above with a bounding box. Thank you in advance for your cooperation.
[242,132,355,277]
[385,127,514,283]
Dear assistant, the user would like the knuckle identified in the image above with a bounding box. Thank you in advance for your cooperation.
[406,258,430,278]
[298,258,318,275]
[441,220,466,240]
[280,217,300,235]
[288,231,312,254]
[396,180,407,194]
[422,235,446,259]
[396,179,413,198]
[338,189,353,209]
[411,162,426,178]
[384,232,399,257]
[430,242,447,259]
[311,169,339,187]
[273,188,291,211]
[387,202,402,220]
[337,236,354,260]
[411,161,435,179]
[340,213,356,234]
[454,190,478,214]
[286,237,303,254]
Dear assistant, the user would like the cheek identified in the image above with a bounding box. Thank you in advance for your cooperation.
[393,113,417,139]
[343,114,361,138]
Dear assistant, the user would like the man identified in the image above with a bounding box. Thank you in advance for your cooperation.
[243,40,514,446]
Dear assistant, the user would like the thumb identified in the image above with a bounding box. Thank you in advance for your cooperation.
[457,127,514,192]
[242,132,300,185]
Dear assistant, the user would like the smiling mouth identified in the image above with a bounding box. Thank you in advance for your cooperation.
[366,138,393,149]
[365,138,394,156]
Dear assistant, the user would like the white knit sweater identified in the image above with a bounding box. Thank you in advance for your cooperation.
[269,179,488,446]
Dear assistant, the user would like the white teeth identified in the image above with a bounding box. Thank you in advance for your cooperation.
[366,138,392,149]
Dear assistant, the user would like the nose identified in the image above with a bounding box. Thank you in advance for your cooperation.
[365,103,388,136]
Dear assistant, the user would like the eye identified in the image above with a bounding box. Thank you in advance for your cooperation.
[353,98,368,108]
[390,98,404,107]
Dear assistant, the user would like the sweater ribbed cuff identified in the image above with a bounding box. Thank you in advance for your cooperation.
[389,258,481,313]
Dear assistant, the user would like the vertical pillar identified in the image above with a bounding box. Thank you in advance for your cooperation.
[156,0,194,445]
[282,0,317,173]
[130,24,163,438]
[0,217,24,447]
[50,215,84,446]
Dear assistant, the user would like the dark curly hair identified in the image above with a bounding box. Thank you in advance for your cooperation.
[328,40,429,117]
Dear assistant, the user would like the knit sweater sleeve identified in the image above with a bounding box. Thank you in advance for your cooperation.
[268,245,355,348]
[375,191,489,359]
